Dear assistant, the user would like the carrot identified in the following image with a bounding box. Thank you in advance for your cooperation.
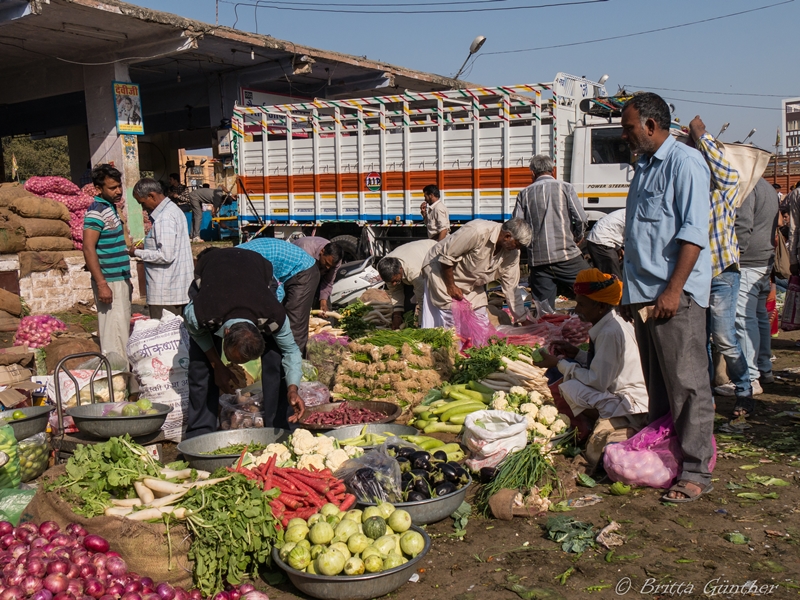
[291,474,331,495]
[339,494,357,511]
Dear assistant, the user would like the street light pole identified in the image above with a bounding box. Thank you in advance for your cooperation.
[454,35,487,80]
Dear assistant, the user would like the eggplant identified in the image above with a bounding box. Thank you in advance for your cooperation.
[355,467,376,480]
[396,456,412,473]
[386,444,400,456]
[434,481,456,497]
[406,491,427,502]
[413,478,431,495]
[439,463,459,484]
[409,450,432,469]
[410,469,430,482]
[433,450,448,461]
[396,446,416,458]
[479,466,497,484]
[429,469,446,485]
[401,477,414,492]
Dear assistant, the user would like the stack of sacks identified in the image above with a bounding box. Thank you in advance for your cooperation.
[0,182,73,252]
[24,177,94,250]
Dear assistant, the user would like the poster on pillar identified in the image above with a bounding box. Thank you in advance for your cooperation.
[112,81,144,135]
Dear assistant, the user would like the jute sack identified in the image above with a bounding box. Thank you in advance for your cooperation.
[8,194,70,222]
[24,466,194,587]
[0,183,28,207]
[17,217,71,239]
[0,289,22,317]
[25,237,74,252]
[0,310,20,332]
[0,209,27,254]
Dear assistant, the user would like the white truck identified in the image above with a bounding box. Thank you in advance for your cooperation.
[231,72,633,255]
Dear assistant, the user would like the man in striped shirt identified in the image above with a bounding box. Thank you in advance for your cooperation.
[83,164,132,366]
[688,116,754,406]
[513,155,589,310]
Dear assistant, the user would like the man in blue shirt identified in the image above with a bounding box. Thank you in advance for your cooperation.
[239,237,321,354]
[620,93,715,503]
[183,248,305,438]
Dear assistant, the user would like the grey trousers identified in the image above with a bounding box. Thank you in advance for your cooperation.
[283,265,321,355]
[92,279,132,369]
[631,292,715,485]
[529,254,590,310]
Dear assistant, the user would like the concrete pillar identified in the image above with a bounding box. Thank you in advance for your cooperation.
[82,63,144,241]
[67,125,91,186]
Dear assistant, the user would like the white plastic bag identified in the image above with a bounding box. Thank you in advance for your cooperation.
[462,410,528,472]
[127,311,190,442]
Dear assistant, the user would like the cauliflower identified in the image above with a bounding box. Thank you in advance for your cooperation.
[324,449,350,472]
[518,403,539,419]
[549,419,567,434]
[343,445,363,458]
[537,404,558,426]
[492,390,506,402]
[556,413,571,428]
[530,421,553,439]
[527,391,544,406]
[491,394,509,411]
[290,429,317,456]
[524,413,538,431]
[297,453,326,472]
[254,443,292,466]
[313,434,336,457]
[509,386,528,397]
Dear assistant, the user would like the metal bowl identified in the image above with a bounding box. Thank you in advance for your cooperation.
[0,406,54,441]
[359,475,472,525]
[299,401,402,432]
[325,424,418,448]
[66,403,173,440]
[177,428,291,472]
[270,525,430,600]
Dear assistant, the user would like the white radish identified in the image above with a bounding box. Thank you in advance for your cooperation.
[111,498,142,507]
[126,506,175,521]
[105,506,133,517]
[134,481,155,504]
[141,478,187,495]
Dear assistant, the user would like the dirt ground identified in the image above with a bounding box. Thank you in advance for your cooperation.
[263,332,800,600]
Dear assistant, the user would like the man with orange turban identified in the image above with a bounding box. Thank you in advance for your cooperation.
[535,268,649,468]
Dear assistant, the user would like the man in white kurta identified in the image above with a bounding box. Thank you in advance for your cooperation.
[420,219,531,328]
[377,239,437,329]
[535,268,648,467]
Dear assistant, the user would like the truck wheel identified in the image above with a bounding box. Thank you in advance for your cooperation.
[330,235,361,262]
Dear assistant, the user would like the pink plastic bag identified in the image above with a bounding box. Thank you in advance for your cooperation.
[452,299,498,348]
[298,381,331,407]
[603,413,717,489]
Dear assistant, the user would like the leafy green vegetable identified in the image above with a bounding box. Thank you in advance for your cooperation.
[746,474,790,487]
[545,516,595,553]
[203,442,268,456]
[576,473,596,488]
[177,472,283,596]
[360,328,454,352]
[338,300,375,338]
[723,532,750,544]
[609,482,631,496]
[44,435,162,517]
[451,340,533,384]
[474,442,562,516]
[450,501,471,539]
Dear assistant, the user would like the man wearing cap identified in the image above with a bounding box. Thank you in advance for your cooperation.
[534,269,649,467]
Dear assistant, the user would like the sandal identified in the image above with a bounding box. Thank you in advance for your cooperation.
[732,396,756,419]
[660,480,713,503]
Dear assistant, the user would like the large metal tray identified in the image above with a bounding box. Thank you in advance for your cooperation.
[176,428,291,472]
[270,525,430,600]
[66,403,172,439]
[299,401,401,432]
[1,406,54,441]
[359,475,472,525]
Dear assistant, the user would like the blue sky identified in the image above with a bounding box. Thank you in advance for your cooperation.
[131,0,797,150]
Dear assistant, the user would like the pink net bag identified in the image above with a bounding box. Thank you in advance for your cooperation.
[603,413,717,489]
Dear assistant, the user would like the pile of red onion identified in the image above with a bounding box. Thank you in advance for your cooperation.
[0,521,269,600]
[13,316,67,349]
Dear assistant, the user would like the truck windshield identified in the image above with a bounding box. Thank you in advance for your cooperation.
[590,128,631,165]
